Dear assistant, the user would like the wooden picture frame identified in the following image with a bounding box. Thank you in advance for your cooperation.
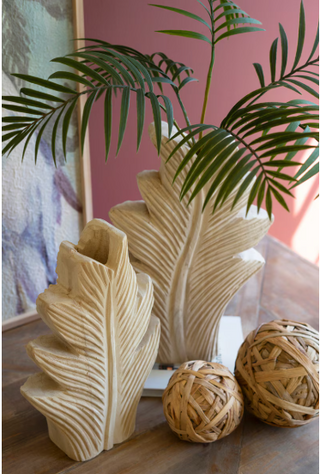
[73,0,93,227]
[2,0,93,332]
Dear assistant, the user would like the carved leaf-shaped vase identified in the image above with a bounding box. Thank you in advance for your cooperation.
[20,219,160,461]
[110,122,273,364]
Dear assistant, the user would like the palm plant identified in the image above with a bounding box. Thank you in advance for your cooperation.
[2,0,319,219]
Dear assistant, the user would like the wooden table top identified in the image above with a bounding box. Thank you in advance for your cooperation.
[3,236,319,474]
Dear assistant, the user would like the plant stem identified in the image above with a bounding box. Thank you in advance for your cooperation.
[175,90,195,146]
[200,47,215,130]
[199,1,215,140]
[175,90,192,129]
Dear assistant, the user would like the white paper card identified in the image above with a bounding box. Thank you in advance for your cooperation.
[142,316,243,397]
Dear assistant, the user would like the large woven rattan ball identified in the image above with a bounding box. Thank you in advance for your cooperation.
[162,360,244,443]
[235,319,319,428]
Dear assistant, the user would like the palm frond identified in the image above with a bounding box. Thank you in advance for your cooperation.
[2,0,318,220]
[169,112,318,220]
[76,41,196,92]
[2,44,182,161]
[171,103,318,218]
[151,1,264,45]
[166,1,319,220]
[251,2,319,99]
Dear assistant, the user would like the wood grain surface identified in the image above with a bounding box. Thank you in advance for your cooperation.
[2,236,319,474]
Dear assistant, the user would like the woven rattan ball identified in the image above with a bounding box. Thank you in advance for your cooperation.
[162,360,244,443]
[235,319,319,428]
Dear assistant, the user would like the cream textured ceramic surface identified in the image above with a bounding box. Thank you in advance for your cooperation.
[110,122,273,364]
[20,219,160,461]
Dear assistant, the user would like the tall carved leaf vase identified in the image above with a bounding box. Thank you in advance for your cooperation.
[110,122,273,364]
[20,219,160,461]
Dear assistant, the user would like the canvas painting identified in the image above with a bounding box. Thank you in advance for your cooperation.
[2,0,85,323]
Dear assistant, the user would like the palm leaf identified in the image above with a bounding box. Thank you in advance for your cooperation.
[147,92,162,154]
[156,30,211,44]
[51,106,66,165]
[214,18,262,34]
[136,88,145,151]
[12,73,77,94]
[257,178,266,212]
[159,94,173,137]
[152,76,176,87]
[117,87,131,154]
[270,185,290,211]
[150,5,212,30]
[215,26,264,43]
[81,90,98,153]
[265,187,273,220]
[307,22,319,61]
[253,63,265,87]
[246,172,263,215]
[62,99,78,158]
[269,38,278,83]
[51,56,110,85]
[2,95,53,109]
[20,88,65,103]
[104,88,113,161]
[85,50,136,86]
[279,23,288,77]
[178,77,199,90]
[49,71,94,88]
[2,127,31,156]
[2,123,28,131]
[35,115,52,164]
[21,123,39,162]
[292,1,306,70]
[293,146,319,181]
[2,104,44,115]
[291,162,319,187]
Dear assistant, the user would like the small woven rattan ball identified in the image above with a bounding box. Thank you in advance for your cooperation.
[162,360,244,443]
[235,319,319,428]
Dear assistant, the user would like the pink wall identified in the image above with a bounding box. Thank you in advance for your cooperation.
[83,0,319,263]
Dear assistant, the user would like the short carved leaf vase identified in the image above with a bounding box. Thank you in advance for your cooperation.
[20,219,160,461]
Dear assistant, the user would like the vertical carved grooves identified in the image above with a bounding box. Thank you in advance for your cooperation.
[110,122,273,364]
[168,190,203,362]
[155,135,207,363]
[104,279,116,451]
[118,314,160,442]
[21,219,160,461]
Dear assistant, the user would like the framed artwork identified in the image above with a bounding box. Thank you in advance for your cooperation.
[2,0,93,330]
